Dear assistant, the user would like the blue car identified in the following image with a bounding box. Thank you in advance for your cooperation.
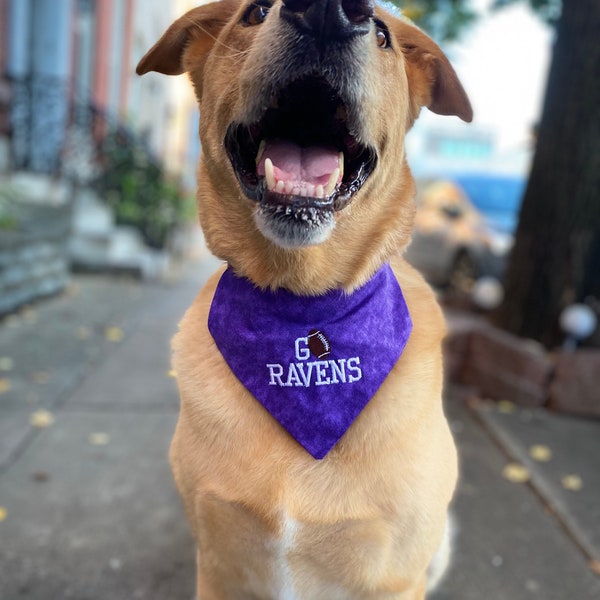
[454,174,525,236]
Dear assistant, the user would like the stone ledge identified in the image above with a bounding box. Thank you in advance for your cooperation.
[461,327,553,407]
[0,205,71,316]
[549,350,600,417]
[444,313,600,417]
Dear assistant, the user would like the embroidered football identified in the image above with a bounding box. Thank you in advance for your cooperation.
[308,329,331,359]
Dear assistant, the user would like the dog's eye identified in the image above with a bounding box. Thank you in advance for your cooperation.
[243,2,271,26]
[374,21,391,49]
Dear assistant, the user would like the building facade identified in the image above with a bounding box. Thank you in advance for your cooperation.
[0,0,200,183]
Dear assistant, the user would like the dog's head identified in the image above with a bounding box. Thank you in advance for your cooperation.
[138,0,472,292]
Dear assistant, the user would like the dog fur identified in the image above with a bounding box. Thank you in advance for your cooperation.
[137,1,472,597]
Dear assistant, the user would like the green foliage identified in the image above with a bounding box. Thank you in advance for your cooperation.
[387,0,562,41]
[387,0,478,41]
[0,187,19,231]
[493,0,562,24]
[93,130,193,249]
[0,214,17,231]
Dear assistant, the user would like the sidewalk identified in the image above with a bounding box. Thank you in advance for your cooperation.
[0,254,599,599]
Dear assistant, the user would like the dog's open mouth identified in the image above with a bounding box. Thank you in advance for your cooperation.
[224,76,377,213]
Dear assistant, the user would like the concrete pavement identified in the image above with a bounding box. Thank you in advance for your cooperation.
[1,254,599,599]
[431,393,600,600]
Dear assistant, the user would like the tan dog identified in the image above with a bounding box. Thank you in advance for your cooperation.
[138,0,472,597]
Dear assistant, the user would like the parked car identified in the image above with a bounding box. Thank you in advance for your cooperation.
[405,174,525,292]
[454,173,524,235]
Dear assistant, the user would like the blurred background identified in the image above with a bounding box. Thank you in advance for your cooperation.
[0,1,599,599]
[0,0,203,293]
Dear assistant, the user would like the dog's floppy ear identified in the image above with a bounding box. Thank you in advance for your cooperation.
[394,20,473,123]
[136,0,236,78]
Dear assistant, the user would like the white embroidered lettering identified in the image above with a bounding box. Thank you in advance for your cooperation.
[286,363,304,387]
[267,342,361,387]
[296,362,314,387]
[314,361,331,386]
[294,337,310,361]
[329,358,346,384]
[347,357,362,382]
[267,364,285,386]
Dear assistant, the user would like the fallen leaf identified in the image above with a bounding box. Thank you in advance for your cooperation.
[502,463,531,483]
[0,379,11,395]
[561,474,583,491]
[89,432,110,446]
[65,283,80,297]
[466,395,482,409]
[30,410,55,428]
[589,560,600,576]
[497,400,515,414]
[529,444,553,462]
[0,357,14,372]
[0,507,7,522]
[168,370,177,378]
[32,371,51,385]
[75,326,92,340]
[105,326,124,343]
[20,306,37,323]
[32,471,50,483]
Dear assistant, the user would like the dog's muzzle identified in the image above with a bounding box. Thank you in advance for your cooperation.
[224,0,379,245]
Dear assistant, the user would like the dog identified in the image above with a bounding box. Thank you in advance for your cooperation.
[137,0,472,597]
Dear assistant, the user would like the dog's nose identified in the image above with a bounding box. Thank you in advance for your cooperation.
[281,0,375,44]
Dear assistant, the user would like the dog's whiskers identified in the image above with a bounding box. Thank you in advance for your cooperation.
[188,21,251,60]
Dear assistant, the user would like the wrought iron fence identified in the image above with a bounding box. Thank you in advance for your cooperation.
[8,74,70,174]
[3,73,158,186]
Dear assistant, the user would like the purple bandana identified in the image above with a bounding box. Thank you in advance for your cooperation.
[208,263,412,459]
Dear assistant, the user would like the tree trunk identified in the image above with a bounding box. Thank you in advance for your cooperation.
[495,0,600,348]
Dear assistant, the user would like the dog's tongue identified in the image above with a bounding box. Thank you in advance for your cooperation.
[256,140,342,197]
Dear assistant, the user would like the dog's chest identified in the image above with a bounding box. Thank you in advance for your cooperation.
[258,512,377,600]
[271,513,301,600]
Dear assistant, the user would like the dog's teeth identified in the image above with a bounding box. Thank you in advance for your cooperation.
[325,168,340,197]
[264,158,276,190]
[275,180,285,194]
[315,184,324,198]
[256,140,266,165]
[285,182,294,195]
[339,152,344,179]
[306,184,315,197]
